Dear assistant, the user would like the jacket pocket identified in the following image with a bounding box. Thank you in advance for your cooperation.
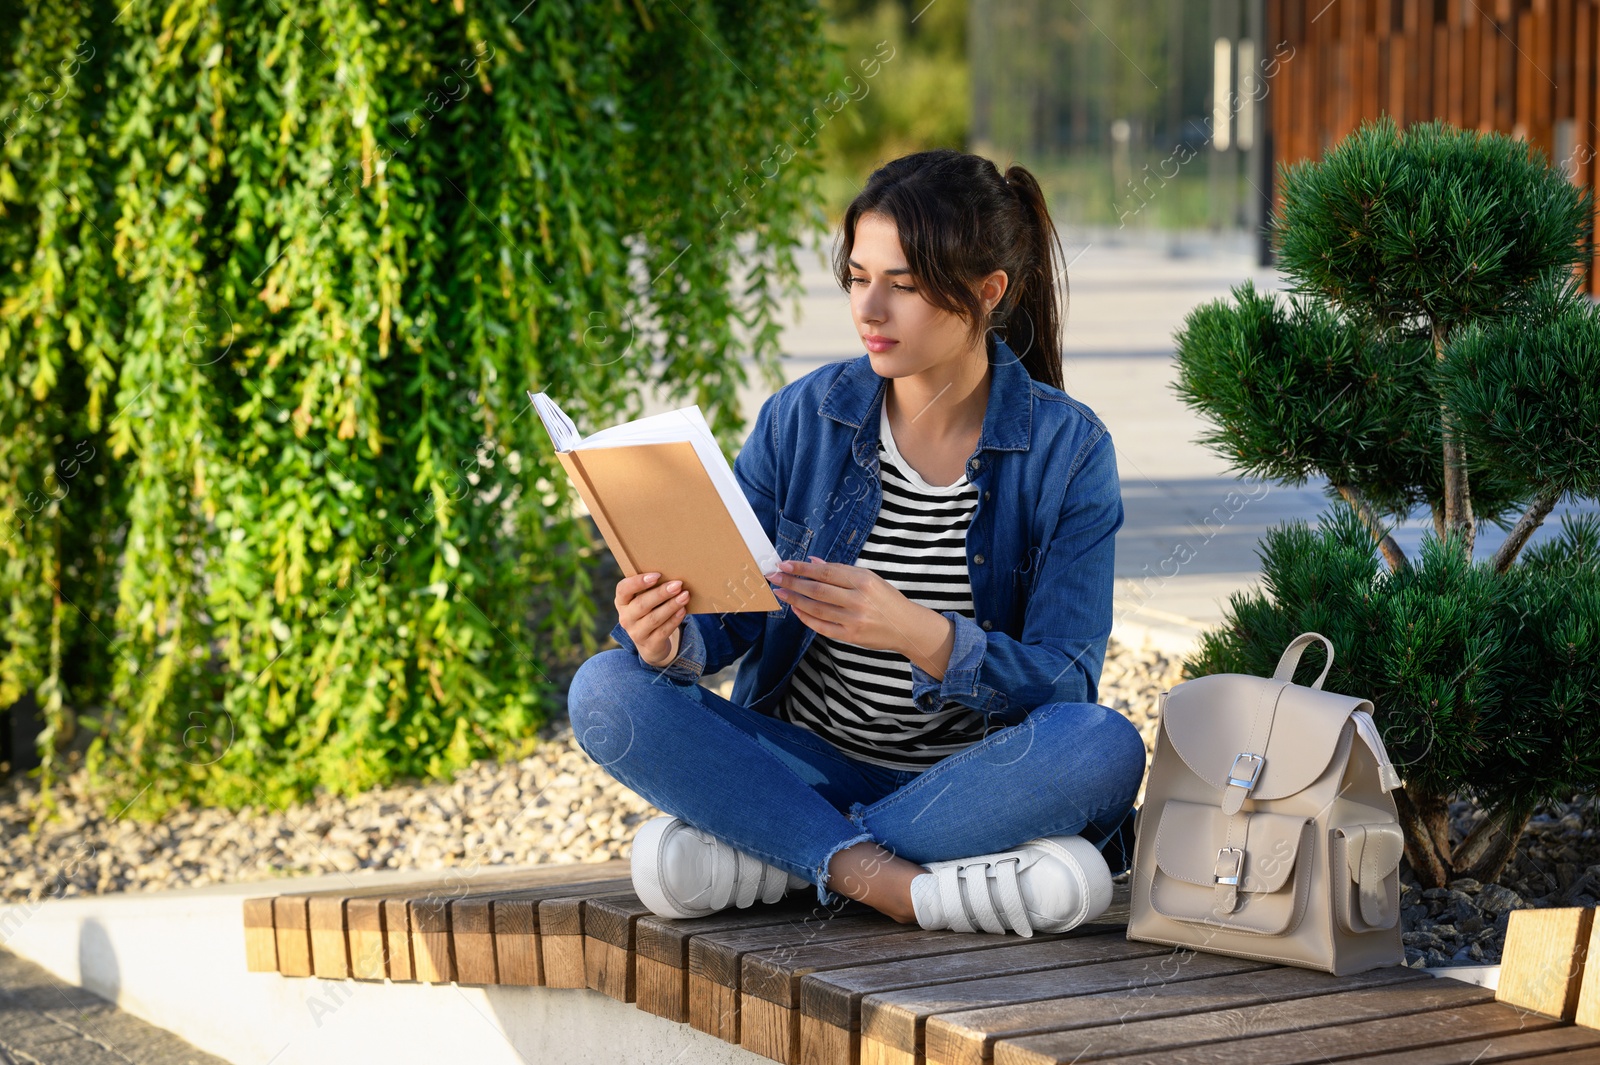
[1014,544,1044,599]
[769,514,814,618]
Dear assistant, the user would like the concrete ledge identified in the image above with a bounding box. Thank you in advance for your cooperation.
[0,867,768,1065]
[1425,962,1501,990]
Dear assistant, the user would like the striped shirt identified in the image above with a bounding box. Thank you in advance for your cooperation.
[774,400,991,770]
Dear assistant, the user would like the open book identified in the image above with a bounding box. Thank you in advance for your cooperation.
[529,392,781,614]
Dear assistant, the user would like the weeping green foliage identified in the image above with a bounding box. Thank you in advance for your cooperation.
[1188,507,1600,819]
[0,0,835,815]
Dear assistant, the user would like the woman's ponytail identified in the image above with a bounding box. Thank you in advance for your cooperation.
[998,164,1066,391]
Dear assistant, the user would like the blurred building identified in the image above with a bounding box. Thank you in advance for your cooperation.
[1270,0,1600,293]
[970,0,1600,290]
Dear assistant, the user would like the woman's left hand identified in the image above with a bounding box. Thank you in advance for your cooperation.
[767,556,924,653]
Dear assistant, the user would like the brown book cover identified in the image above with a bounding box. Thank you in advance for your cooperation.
[557,443,780,614]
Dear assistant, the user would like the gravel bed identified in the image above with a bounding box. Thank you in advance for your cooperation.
[1,636,1593,972]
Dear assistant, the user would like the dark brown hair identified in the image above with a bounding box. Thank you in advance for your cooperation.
[832,149,1067,390]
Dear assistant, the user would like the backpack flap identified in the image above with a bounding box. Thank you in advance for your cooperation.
[1163,673,1374,814]
[1151,798,1314,935]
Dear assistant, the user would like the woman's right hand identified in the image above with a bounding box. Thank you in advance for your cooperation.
[615,572,691,668]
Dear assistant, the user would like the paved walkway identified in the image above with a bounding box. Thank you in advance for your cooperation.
[0,948,224,1065]
[615,225,1597,656]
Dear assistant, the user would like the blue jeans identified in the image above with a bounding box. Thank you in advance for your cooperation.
[566,648,1147,908]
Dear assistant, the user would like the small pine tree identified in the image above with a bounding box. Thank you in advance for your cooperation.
[1174,116,1600,888]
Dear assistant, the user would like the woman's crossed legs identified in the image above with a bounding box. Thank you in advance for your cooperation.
[566,648,1146,917]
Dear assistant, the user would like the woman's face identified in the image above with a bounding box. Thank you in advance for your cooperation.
[846,211,1004,379]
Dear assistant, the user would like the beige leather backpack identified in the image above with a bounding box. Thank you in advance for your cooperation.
[1126,632,1409,975]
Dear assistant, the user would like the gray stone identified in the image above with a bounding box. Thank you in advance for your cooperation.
[1476,883,1527,916]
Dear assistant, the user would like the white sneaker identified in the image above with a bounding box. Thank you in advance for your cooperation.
[909,834,1113,938]
[630,815,811,919]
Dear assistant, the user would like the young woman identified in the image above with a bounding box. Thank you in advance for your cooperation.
[566,149,1147,936]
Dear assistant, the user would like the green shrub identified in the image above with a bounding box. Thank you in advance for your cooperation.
[1174,116,1600,886]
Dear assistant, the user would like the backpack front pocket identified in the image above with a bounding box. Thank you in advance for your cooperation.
[1148,798,1314,937]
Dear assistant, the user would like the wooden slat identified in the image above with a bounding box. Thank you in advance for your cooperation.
[1337,1022,1600,1064]
[583,893,657,1002]
[1511,1045,1600,1064]
[483,874,635,986]
[1591,0,1600,294]
[1517,9,1535,138]
[858,947,1273,1065]
[271,896,313,978]
[1556,0,1574,120]
[985,973,1489,1065]
[801,930,1168,1065]
[1532,0,1555,151]
[688,913,903,1044]
[1435,22,1451,128]
[1447,23,1466,127]
[1462,15,1481,128]
[922,964,1433,1065]
[392,864,631,983]
[539,890,638,988]
[745,925,1074,1064]
[249,862,632,983]
[636,897,874,1023]
[1581,901,1600,1028]
[1382,35,1401,124]
[1496,905,1594,1020]
[449,890,499,986]
[308,881,413,980]
[409,895,455,983]
[406,865,631,983]
[997,998,1570,1065]
[382,898,414,980]
[346,897,390,981]
[742,895,1132,1061]
[1417,0,1435,121]
[242,897,278,973]
[1481,6,1500,132]
[1575,2,1593,188]
[452,870,630,985]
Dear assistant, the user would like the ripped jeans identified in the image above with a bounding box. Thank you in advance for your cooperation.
[565,648,1147,909]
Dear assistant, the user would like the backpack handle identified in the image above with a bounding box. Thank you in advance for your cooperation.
[1272,632,1335,689]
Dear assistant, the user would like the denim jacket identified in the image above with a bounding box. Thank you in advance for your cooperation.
[607,335,1123,728]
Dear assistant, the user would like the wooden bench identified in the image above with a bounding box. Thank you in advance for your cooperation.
[243,862,1600,1063]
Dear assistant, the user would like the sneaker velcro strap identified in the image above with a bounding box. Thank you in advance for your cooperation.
[935,857,1034,937]
[758,866,789,904]
[991,857,1033,937]
[937,864,975,933]
[733,851,764,908]
[708,845,740,910]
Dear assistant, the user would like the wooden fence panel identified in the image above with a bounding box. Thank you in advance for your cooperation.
[1267,0,1600,293]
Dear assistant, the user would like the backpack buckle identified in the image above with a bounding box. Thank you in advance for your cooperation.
[1214,846,1244,886]
[1227,752,1264,791]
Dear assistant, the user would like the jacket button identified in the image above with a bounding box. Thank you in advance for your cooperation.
[973,553,985,565]
[969,458,981,471]
[984,490,991,500]
[982,619,993,630]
